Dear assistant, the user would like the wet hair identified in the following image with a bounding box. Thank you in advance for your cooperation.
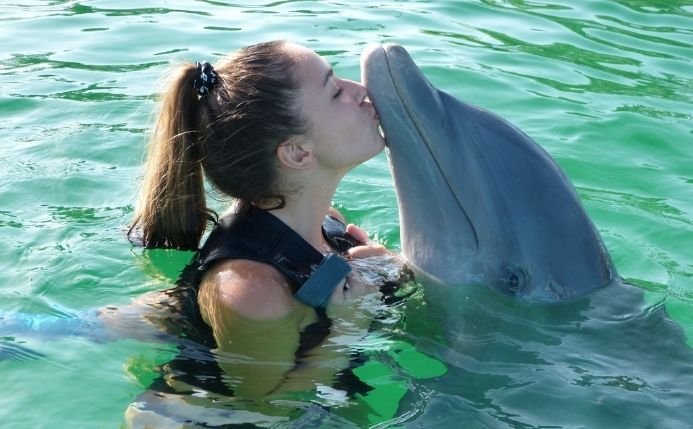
[129,40,307,250]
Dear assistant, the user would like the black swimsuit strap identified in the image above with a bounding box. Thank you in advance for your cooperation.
[196,207,363,306]
[197,207,322,288]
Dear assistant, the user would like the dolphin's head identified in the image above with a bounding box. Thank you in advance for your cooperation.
[362,44,615,302]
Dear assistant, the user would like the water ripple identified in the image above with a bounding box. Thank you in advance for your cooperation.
[0,53,168,74]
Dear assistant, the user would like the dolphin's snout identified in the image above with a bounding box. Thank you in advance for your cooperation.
[360,44,386,65]
[361,42,444,151]
[361,44,393,146]
[381,43,407,56]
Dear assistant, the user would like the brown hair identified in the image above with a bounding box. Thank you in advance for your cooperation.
[129,41,307,250]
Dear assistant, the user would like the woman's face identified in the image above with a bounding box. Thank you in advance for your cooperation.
[287,44,385,172]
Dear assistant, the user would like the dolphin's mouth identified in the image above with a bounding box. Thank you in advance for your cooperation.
[383,52,438,155]
[363,44,440,167]
[363,44,479,249]
[363,44,449,179]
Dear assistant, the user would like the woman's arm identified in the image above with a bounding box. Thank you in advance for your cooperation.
[197,260,316,398]
[196,258,380,398]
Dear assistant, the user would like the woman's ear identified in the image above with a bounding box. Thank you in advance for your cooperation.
[276,138,316,170]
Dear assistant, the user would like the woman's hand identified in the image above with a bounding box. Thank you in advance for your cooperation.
[324,209,387,310]
[345,223,388,259]
[327,223,386,311]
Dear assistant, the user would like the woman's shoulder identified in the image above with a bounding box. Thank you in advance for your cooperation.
[197,259,304,322]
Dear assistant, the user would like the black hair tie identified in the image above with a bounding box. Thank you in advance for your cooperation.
[192,61,217,96]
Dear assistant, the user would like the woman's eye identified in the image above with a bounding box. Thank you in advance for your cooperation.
[333,87,343,99]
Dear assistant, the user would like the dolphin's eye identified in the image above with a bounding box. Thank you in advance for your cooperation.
[500,267,527,296]
[507,273,520,290]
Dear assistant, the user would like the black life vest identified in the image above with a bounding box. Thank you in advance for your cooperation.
[194,206,361,307]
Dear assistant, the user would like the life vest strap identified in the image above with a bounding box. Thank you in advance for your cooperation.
[294,253,352,308]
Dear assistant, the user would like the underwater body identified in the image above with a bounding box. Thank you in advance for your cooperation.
[1,1,692,428]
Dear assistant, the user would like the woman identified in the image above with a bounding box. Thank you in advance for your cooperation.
[129,40,390,399]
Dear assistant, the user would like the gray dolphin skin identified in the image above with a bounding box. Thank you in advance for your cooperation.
[361,44,616,302]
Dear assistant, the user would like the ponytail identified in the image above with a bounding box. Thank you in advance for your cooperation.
[129,64,216,250]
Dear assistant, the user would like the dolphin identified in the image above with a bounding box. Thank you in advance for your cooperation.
[361,43,616,302]
[361,45,693,428]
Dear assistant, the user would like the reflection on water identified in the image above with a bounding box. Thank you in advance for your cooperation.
[116,253,430,428]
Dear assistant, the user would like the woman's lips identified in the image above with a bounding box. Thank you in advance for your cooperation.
[362,97,379,120]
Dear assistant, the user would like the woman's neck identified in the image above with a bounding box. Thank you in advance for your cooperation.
[267,170,344,252]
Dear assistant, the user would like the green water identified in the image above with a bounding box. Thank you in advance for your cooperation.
[1,1,691,428]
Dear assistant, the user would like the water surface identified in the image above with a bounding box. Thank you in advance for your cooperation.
[1,1,691,428]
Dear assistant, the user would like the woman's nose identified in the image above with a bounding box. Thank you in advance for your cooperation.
[345,80,367,104]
